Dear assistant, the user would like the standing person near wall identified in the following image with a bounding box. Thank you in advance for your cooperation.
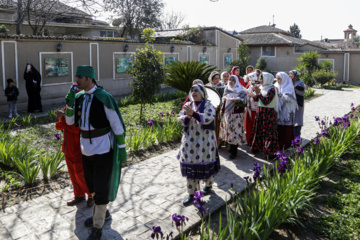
[55,105,94,208]
[275,72,297,149]
[23,63,42,113]
[219,75,247,159]
[289,70,305,138]
[4,78,20,118]
[65,65,127,240]
[177,84,220,206]
[251,72,280,160]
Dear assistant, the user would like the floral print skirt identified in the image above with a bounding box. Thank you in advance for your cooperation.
[219,112,246,145]
[250,107,279,157]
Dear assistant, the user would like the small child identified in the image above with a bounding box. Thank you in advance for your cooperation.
[4,78,20,118]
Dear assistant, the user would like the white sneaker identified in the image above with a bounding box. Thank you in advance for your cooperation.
[15,113,20,117]
[8,115,12,119]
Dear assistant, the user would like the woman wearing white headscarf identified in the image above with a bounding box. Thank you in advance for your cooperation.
[275,72,297,149]
[219,75,248,159]
[177,84,221,206]
[251,72,280,160]
[207,71,224,145]
[220,71,230,86]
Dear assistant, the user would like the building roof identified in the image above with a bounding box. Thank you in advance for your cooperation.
[154,26,243,44]
[240,32,330,49]
[0,0,91,18]
[239,25,293,36]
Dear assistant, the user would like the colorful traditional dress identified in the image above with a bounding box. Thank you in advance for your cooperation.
[275,72,297,150]
[230,66,246,87]
[220,75,247,150]
[244,83,259,145]
[177,84,220,195]
[251,73,280,158]
[207,71,224,145]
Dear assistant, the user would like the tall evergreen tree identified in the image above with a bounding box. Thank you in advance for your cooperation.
[289,23,302,39]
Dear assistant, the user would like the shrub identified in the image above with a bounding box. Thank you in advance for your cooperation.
[255,57,267,71]
[226,41,251,75]
[312,69,338,87]
[164,61,217,92]
[319,60,333,72]
[127,28,166,120]
[176,26,205,44]
[295,51,320,86]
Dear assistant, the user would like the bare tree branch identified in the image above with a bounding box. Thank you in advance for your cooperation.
[159,10,186,30]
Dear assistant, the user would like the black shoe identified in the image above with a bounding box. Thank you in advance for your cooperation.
[203,186,212,195]
[87,227,102,240]
[84,210,112,228]
[183,195,194,207]
[229,154,237,160]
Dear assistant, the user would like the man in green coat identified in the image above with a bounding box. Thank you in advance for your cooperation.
[65,65,126,240]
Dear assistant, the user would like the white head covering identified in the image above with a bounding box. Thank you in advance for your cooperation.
[220,71,229,85]
[208,71,224,88]
[260,72,279,112]
[275,72,298,121]
[223,75,248,113]
[189,84,208,101]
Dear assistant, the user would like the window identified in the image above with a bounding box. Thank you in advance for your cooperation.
[262,46,276,57]
[100,31,116,37]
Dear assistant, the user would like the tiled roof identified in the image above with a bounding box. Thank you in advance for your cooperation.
[240,32,330,49]
[239,25,292,36]
[0,0,91,17]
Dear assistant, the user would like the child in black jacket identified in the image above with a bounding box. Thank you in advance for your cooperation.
[4,78,20,118]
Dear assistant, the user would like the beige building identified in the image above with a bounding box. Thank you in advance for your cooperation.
[0,27,242,105]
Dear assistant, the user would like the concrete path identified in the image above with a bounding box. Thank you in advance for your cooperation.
[1,88,359,240]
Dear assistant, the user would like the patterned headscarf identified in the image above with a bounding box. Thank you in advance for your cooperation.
[208,71,224,88]
[260,72,279,112]
[230,66,240,76]
[190,84,208,101]
[289,70,298,77]
[220,71,230,85]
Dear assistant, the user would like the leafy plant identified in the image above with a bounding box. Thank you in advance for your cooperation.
[312,69,338,87]
[164,61,217,92]
[255,57,267,71]
[12,157,40,186]
[49,150,65,179]
[295,51,320,86]
[226,41,251,75]
[127,28,166,120]
[304,87,315,99]
[319,60,333,72]
[39,153,52,181]
[176,26,205,44]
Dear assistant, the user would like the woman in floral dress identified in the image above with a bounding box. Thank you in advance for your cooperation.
[219,75,247,159]
[177,84,221,206]
[250,72,280,160]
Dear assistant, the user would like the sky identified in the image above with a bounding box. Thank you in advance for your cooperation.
[67,0,360,41]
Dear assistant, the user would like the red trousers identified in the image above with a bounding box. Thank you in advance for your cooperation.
[245,109,257,145]
[56,114,91,197]
[65,154,92,197]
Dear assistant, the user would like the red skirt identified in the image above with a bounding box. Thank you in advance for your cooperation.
[278,125,294,150]
[244,109,257,145]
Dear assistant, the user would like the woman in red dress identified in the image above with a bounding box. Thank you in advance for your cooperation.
[250,72,280,160]
[230,66,246,87]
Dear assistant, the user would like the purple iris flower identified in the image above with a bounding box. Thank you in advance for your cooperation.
[151,226,163,239]
[315,116,320,121]
[253,163,262,181]
[194,191,207,217]
[172,213,188,228]
[321,120,325,125]
[171,110,175,115]
[148,120,153,127]
[54,133,60,140]
[297,147,304,155]
[314,137,320,144]
[159,112,164,117]
[274,151,282,159]
[321,130,329,137]
[277,164,287,174]
[350,114,355,118]
[351,107,355,111]
[351,103,354,107]
[243,176,249,180]
[166,112,170,116]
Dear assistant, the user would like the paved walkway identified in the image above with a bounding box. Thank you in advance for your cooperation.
[0,88,359,240]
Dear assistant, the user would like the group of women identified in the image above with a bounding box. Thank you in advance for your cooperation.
[177,65,305,206]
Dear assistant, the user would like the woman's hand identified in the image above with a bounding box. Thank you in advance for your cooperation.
[254,85,260,95]
[54,109,64,119]
[184,104,194,117]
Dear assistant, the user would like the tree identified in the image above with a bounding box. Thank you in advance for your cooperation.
[104,0,164,38]
[159,10,186,30]
[127,28,166,120]
[226,41,251,75]
[289,23,302,39]
[295,51,320,86]
[255,57,267,71]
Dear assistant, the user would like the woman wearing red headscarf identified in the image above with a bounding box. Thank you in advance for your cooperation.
[230,66,246,87]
